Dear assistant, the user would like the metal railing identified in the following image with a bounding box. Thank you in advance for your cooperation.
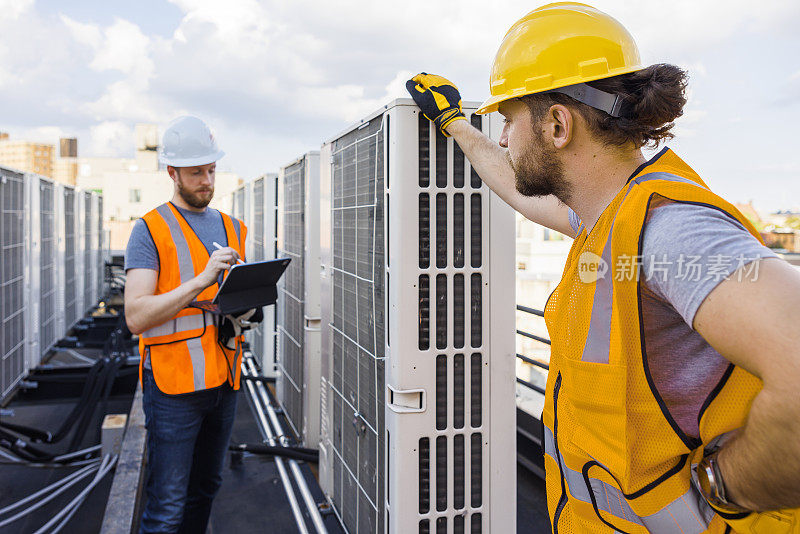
[515,304,550,395]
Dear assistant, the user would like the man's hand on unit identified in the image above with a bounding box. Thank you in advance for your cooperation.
[406,73,466,136]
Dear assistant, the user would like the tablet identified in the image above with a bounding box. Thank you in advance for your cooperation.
[193,257,291,315]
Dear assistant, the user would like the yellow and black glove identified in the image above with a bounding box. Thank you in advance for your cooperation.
[406,73,466,137]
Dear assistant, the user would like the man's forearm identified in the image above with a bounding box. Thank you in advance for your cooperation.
[717,385,800,511]
[127,276,207,334]
[446,120,572,235]
[447,120,519,206]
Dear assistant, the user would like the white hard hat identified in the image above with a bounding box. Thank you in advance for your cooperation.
[159,115,225,167]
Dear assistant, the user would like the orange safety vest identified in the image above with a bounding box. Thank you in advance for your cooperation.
[542,148,800,533]
[138,202,247,395]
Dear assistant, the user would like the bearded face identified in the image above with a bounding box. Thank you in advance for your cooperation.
[174,167,214,209]
[507,128,571,202]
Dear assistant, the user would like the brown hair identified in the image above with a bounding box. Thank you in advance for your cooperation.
[522,63,688,149]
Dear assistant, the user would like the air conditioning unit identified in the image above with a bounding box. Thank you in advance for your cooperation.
[247,173,279,376]
[97,196,105,300]
[55,183,67,342]
[318,99,516,534]
[233,183,246,222]
[63,186,80,330]
[24,175,63,370]
[225,179,279,374]
[1,167,28,400]
[276,152,322,447]
[84,192,100,309]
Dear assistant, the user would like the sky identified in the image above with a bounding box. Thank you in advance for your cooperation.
[0,0,798,212]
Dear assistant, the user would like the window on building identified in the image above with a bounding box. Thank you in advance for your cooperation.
[129,189,142,203]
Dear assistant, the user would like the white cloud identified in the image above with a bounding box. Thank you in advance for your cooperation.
[0,0,798,192]
[15,125,69,145]
[90,19,153,78]
[88,121,135,157]
[0,0,33,20]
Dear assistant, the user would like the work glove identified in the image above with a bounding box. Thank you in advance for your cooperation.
[406,73,466,137]
[218,307,264,348]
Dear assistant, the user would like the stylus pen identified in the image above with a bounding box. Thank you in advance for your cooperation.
[212,241,245,264]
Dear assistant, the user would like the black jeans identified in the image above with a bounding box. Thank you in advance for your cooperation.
[139,368,238,534]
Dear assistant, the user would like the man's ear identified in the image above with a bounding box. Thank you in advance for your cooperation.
[547,104,574,150]
[167,166,178,183]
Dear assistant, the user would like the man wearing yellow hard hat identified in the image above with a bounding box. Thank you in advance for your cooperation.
[408,3,800,533]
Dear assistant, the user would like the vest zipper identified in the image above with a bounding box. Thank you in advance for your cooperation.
[552,372,567,532]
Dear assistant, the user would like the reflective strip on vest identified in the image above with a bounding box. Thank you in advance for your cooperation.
[186,336,206,391]
[543,425,710,533]
[581,186,631,364]
[580,172,707,364]
[142,313,206,338]
[156,203,195,282]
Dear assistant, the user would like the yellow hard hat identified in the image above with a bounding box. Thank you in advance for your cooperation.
[476,2,643,115]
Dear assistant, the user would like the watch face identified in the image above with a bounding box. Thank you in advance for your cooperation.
[697,461,715,496]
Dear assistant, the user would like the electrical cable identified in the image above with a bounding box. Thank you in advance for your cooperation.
[229,443,319,463]
[0,460,101,517]
[0,461,100,529]
[34,454,118,534]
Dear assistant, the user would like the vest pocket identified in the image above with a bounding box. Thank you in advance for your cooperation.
[562,357,627,474]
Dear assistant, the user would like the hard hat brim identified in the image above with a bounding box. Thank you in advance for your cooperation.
[476,64,644,116]
[476,93,511,115]
[159,150,226,168]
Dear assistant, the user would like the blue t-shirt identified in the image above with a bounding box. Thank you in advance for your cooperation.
[125,203,240,272]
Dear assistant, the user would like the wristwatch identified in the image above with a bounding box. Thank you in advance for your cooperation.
[696,450,750,513]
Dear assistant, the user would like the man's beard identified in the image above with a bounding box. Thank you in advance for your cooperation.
[507,139,571,203]
[176,174,213,208]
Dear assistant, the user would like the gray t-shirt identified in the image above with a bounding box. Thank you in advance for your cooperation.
[568,197,777,439]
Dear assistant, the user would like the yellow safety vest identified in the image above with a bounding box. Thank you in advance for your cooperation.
[138,202,247,395]
[542,148,800,533]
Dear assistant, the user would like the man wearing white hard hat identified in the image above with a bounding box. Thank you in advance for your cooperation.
[124,116,247,533]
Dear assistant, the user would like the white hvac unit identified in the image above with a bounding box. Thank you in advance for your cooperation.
[318,100,516,534]
[277,152,322,447]
[55,183,67,343]
[74,192,86,317]
[1,167,28,400]
[24,173,41,371]
[82,191,98,311]
[232,184,246,222]
[97,196,105,301]
[247,173,279,377]
[24,175,62,369]
[63,186,80,331]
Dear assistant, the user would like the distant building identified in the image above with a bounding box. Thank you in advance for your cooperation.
[762,228,800,253]
[515,214,572,364]
[77,124,242,252]
[0,133,55,178]
[0,132,78,185]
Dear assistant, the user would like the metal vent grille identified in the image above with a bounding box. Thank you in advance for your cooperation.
[251,177,265,356]
[236,187,245,221]
[63,188,77,329]
[278,159,306,438]
[1,169,26,399]
[39,180,57,356]
[83,192,92,304]
[415,114,486,533]
[96,196,104,299]
[329,116,385,534]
